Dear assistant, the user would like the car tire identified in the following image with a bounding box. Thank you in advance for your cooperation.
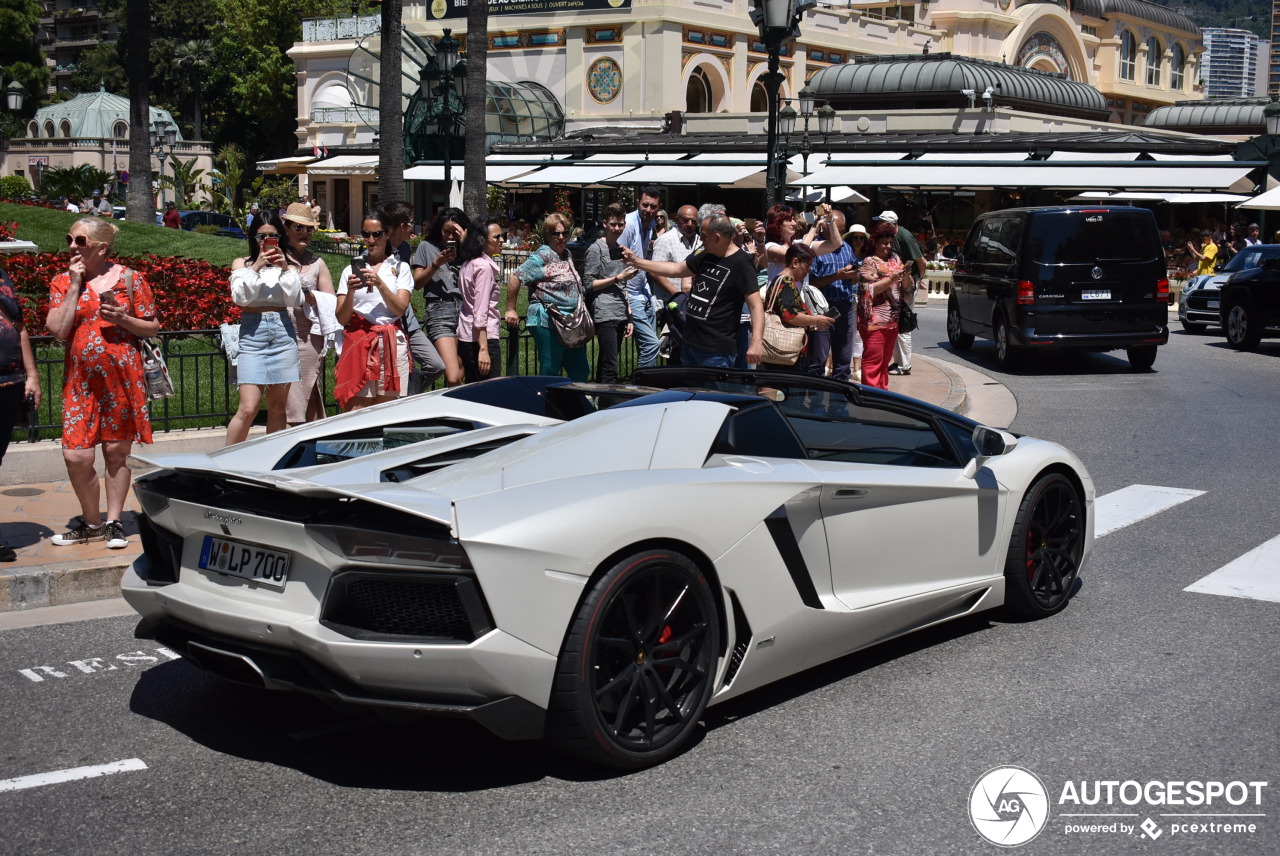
[1224,298,1262,352]
[1126,344,1157,370]
[1001,473,1084,620]
[993,313,1019,369]
[947,295,974,350]
[547,549,720,769]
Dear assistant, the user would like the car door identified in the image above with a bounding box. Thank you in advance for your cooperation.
[786,398,1000,610]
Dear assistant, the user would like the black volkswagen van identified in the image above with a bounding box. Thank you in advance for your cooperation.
[947,206,1169,369]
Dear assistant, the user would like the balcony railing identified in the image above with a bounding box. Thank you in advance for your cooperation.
[301,14,380,43]
[310,106,379,124]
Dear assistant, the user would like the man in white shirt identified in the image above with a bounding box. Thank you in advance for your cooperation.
[651,204,702,294]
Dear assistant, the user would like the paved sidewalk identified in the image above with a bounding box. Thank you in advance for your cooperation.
[0,357,1014,612]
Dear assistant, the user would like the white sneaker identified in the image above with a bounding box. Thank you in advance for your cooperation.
[52,520,105,546]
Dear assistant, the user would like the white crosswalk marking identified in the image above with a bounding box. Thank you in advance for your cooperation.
[1185,535,1280,604]
[1094,484,1206,538]
[0,758,147,793]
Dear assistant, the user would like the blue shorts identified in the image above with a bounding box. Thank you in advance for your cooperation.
[237,310,300,385]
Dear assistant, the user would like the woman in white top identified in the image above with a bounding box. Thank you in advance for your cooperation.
[224,215,304,445]
[334,210,414,410]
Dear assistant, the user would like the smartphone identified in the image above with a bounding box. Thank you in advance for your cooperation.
[608,244,624,261]
[99,289,118,305]
[744,218,759,233]
[261,236,278,251]
[445,240,459,253]
[823,305,842,320]
[351,258,367,280]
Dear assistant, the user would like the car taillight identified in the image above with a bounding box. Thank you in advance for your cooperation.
[1017,280,1035,305]
[1156,278,1169,303]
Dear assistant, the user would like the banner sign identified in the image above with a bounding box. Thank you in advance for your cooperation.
[427,0,631,19]
[28,156,49,166]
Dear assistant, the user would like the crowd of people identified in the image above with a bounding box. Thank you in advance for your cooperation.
[14,190,941,555]
[1169,221,1267,276]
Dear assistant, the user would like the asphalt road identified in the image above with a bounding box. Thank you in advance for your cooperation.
[2,304,1277,855]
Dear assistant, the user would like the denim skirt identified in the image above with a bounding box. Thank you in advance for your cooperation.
[237,310,301,385]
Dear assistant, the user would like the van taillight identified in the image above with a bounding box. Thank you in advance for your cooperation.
[1156,278,1169,303]
[1017,280,1035,305]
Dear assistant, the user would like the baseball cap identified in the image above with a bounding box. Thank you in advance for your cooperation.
[92,190,101,197]
[874,210,898,224]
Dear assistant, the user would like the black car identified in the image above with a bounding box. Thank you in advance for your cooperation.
[1220,257,1280,351]
[179,211,245,239]
[947,206,1169,369]
[1179,244,1280,333]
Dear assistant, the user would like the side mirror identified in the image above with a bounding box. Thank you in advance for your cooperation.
[962,426,1018,479]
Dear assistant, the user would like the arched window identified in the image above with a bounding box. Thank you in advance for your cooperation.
[1170,43,1186,90]
[59,119,72,138]
[751,79,769,113]
[685,67,713,114]
[113,121,128,138]
[27,121,39,138]
[1146,36,1162,86]
[43,120,55,138]
[1120,31,1136,81]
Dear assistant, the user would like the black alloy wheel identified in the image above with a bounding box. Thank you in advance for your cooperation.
[1126,344,1157,370]
[548,549,720,769]
[947,295,974,350]
[1224,299,1262,351]
[1002,473,1084,619]
[993,313,1019,368]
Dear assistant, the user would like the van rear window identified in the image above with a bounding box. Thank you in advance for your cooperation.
[1028,212,1160,264]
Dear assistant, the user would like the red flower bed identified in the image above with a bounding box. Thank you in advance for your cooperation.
[1,252,239,333]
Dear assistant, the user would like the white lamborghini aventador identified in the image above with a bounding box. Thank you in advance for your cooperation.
[121,368,1093,769]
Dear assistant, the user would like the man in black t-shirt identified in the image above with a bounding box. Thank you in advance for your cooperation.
[623,214,762,367]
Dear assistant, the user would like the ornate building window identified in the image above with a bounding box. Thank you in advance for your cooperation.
[1120,31,1137,82]
[686,67,713,114]
[113,120,128,138]
[1170,43,1185,90]
[1145,36,1162,86]
[59,119,72,138]
[750,79,768,113]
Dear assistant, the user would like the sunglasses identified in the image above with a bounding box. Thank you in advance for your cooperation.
[287,222,316,233]
[548,230,569,237]
[361,230,386,239]
[65,234,96,247]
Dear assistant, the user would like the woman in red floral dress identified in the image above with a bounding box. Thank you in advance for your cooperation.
[45,217,159,549]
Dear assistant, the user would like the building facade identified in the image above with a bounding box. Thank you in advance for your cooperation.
[1202,27,1265,98]
[34,0,118,94]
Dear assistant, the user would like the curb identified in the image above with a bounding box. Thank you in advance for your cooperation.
[1,558,131,612]
[920,355,969,416]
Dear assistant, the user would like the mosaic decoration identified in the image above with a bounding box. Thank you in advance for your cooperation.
[1016,31,1069,76]
[683,27,734,50]
[588,57,622,104]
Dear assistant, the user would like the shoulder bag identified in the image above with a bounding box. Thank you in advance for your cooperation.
[760,275,807,366]
[124,270,175,401]
[541,263,595,349]
[897,291,919,334]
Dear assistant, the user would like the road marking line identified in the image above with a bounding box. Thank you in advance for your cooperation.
[1094,484,1206,537]
[0,758,147,793]
[1184,534,1280,604]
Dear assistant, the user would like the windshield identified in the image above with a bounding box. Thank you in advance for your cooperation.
[1222,245,1280,272]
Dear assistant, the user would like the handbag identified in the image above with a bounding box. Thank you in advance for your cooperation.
[760,275,807,366]
[544,295,596,349]
[897,297,919,334]
[124,270,175,401]
[802,282,829,315]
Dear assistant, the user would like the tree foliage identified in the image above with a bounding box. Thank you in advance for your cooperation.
[68,43,128,95]
[0,0,52,115]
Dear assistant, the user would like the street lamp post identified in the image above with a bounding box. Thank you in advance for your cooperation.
[418,28,468,191]
[752,0,814,210]
[5,80,23,112]
[151,119,177,209]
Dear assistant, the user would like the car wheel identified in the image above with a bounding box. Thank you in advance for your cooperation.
[547,549,720,769]
[993,314,1019,368]
[1126,344,1157,370]
[1181,321,1208,335]
[1224,299,1262,352]
[1002,473,1084,620]
[947,296,974,350]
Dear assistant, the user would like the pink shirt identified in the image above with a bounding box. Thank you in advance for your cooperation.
[456,255,501,343]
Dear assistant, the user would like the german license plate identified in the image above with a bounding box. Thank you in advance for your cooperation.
[1208,300,1220,309]
[1081,290,1111,300]
[199,536,291,589]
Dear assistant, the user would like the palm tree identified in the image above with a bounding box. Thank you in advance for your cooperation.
[125,0,152,222]
[463,1,488,216]
[167,157,206,207]
[173,39,214,141]
[378,0,404,204]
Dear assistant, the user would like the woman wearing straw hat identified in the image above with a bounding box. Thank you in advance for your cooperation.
[280,202,336,425]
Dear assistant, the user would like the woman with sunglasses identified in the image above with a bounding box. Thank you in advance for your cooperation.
[334,209,414,410]
[455,218,506,383]
[45,218,160,550]
[411,208,470,387]
[504,213,590,381]
[279,202,334,427]
[224,215,303,445]
[762,203,842,285]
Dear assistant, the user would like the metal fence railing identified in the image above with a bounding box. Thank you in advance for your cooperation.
[12,321,642,445]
